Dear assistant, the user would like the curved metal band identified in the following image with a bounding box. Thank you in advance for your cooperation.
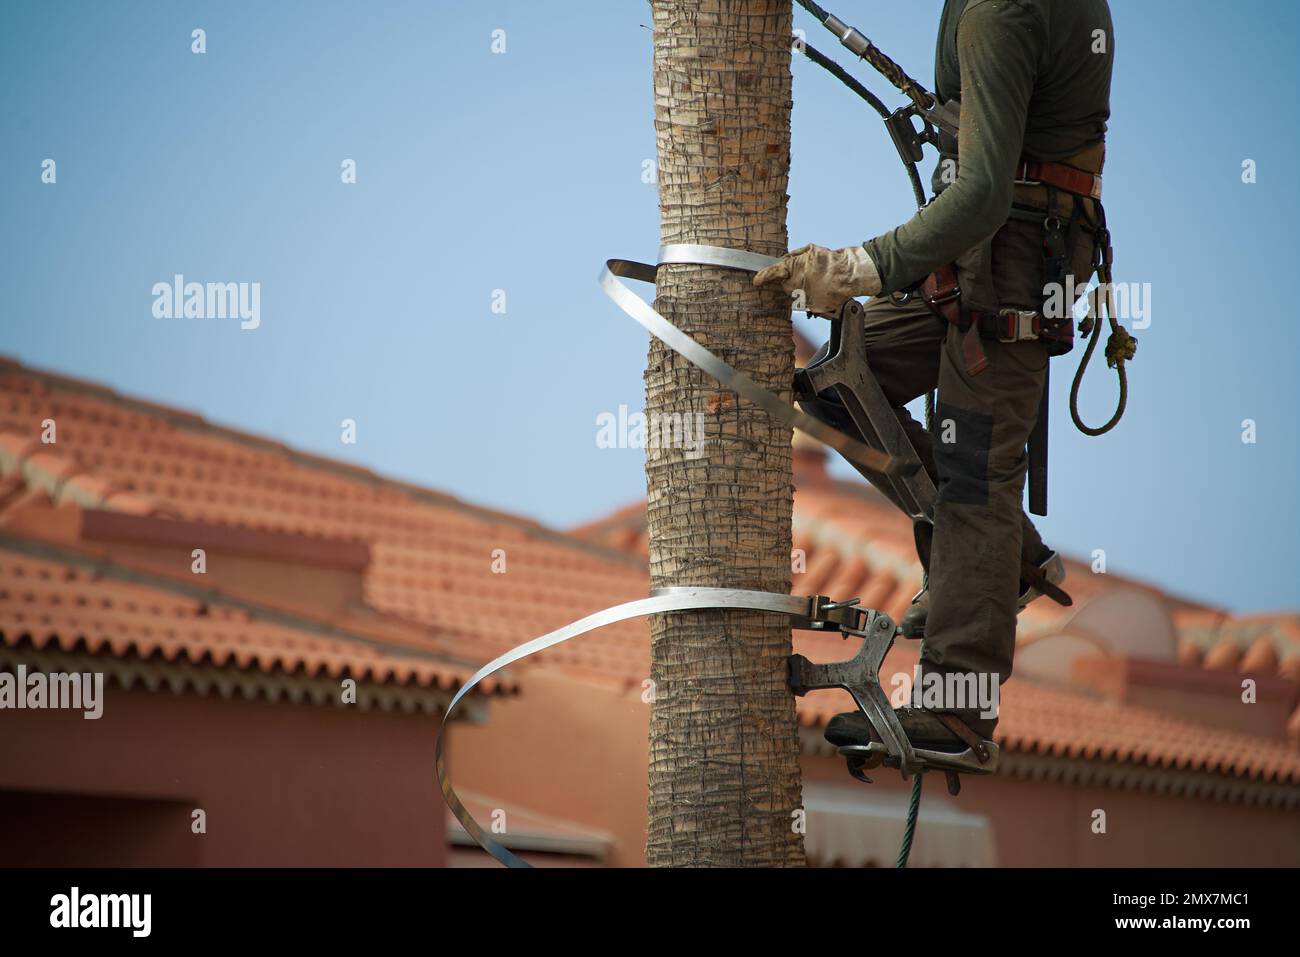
[599,251,904,476]
[658,242,781,273]
[440,244,908,866]
[436,586,820,868]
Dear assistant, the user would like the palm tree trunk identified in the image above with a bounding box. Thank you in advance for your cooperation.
[645,0,803,867]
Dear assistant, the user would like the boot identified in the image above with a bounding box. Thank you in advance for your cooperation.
[824,707,993,753]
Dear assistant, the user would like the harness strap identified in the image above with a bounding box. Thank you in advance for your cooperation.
[919,264,986,376]
[935,713,992,764]
[1019,557,1073,606]
[1016,158,1103,200]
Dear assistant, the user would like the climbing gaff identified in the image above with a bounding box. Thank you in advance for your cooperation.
[794,298,937,525]
[437,588,878,868]
[434,585,997,867]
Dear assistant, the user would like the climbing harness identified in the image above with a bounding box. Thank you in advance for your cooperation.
[793,0,1137,514]
[438,1,1132,868]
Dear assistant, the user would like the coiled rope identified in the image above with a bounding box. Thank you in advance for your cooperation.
[1068,204,1136,435]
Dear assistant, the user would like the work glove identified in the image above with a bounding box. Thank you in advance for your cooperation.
[752,243,882,315]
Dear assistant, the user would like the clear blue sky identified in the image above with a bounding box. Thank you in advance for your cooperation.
[2,1,1296,613]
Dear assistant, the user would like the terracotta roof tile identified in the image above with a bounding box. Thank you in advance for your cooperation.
[4,359,1296,784]
[1204,639,1243,671]
[1176,611,1300,679]
[0,361,652,685]
[0,544,495,696]
[1241,637,1280,674]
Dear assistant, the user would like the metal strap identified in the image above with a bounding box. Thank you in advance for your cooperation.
[599,245,906,476]
[436,586,832,868]
[441,244,912,866]
[657,242,780,273]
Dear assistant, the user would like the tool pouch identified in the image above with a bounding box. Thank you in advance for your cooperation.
[953,202,1095,358]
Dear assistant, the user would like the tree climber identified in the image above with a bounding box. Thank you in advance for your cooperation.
[755,0,1114,751]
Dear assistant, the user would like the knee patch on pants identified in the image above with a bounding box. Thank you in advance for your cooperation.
[933,402,993,506]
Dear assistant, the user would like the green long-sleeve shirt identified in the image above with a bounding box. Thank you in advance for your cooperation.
[865,0,1114,295]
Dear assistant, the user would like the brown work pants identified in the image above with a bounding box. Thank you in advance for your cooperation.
[840,294,1050,732]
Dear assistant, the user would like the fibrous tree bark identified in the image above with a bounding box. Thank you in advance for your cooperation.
[645,0,803,866]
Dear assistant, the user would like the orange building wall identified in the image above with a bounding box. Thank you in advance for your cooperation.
[455,673,1300,868]
[0,687,447,867]
[801,755,1300,867]
[451,668,651,866]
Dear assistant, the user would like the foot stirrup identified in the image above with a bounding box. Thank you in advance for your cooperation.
[839,740,1000,776]
[788,607,999,782]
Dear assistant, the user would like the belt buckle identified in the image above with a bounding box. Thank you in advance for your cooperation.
[926,280,961,306]
[998,309,1039,343]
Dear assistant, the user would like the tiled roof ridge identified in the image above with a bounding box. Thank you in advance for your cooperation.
[0,357,645,570]
[0,530,495,678]
[997,683,1300,785]
[791,510,919,582]
[574,487,1226,619]
[1178,609,1300,638]
[0,427,172,517]
[568,500,647,538]
[79,508,373,571]
[1,639,459,710]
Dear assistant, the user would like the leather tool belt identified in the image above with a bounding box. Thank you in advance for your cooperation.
[1015,158,1102,200]
[921,156,1102,377]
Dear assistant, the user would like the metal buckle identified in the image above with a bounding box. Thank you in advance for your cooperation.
[885,107,926,164]
[926,280,961,306]
[998,309,1040,343]
[803,594,867,633]
[1014,159,1041,188]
